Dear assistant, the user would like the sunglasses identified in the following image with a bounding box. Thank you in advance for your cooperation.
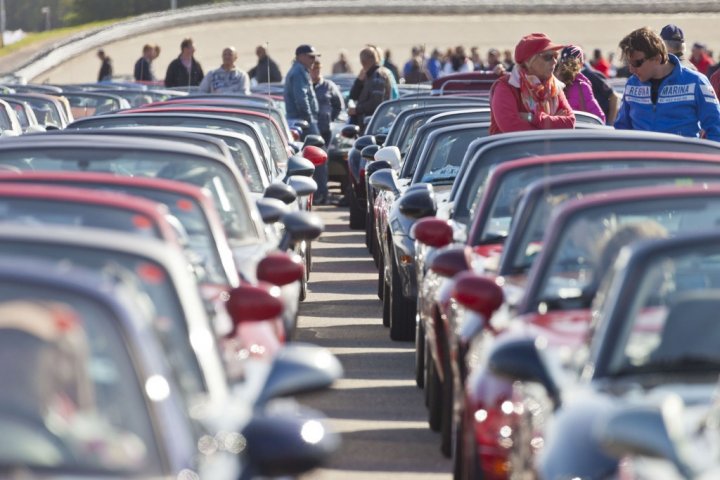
[538,52,559,62]
[628,56,647,68]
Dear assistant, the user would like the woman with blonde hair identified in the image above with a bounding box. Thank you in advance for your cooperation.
[555,45,606,123]
[489,33,575,134]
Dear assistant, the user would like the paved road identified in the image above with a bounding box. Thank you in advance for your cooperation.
[295,199,451,479]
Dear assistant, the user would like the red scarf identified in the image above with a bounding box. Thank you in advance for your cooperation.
[517,67,562,116]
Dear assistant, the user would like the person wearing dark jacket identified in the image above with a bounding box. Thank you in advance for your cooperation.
[348,47,392,128]
[248,46,283,84]
[97,49,112,82]
[134,44,156,82]
[164,38,204,88]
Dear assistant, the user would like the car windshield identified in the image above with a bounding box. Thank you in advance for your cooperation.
[214,134,266,192]
[454,139,720,226]
[507,169,720,274]
[606,245,720,377]
[533,196,720,312]
[0,287,164,474]
[0,198,162,240]
[0,242,210,400]
[0,147,259,242]
[414,127,488,185]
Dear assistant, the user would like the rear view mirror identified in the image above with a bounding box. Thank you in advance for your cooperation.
[287,175,317,197]
[369,169,399,195]
[341,124,360,139]
[301,145,327,167]
[256,343,343,405]
[412,217,453,248]
[225,282,283,326]
[374,133,387,146]
[256,197,288,224]
[399,184,436,219]
[429,246,469,278]
[264,182,297,205]
[374,146,401,170]
[257,251,304,286]
[303,135,325,149]
[361,144,380,162]
[242,408,340,478]
[286,155,315,177]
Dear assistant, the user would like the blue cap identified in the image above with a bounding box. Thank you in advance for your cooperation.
[660,24,684,42]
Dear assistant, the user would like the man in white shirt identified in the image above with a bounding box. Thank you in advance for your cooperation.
[198,46,250,94]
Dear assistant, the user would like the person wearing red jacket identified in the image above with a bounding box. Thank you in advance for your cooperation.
[490,32,576,134]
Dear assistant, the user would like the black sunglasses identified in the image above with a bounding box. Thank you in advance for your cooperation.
[629,56,647,68]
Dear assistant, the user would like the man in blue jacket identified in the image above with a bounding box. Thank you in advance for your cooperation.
[284,44,320,136]
[615,27,720,142]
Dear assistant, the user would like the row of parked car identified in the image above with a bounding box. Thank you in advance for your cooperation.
[0,80,344,478]
[343,70,720,479]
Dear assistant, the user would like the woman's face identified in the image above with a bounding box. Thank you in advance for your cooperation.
[526,49,559,80]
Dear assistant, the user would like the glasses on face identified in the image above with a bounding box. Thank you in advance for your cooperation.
[628,56,647,68]
[538,52,559,63]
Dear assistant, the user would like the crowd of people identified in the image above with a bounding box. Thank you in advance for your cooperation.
[94,23,720,203]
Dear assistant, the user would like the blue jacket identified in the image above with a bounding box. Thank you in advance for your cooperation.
[284,61,318,123]
[615,54,720,141]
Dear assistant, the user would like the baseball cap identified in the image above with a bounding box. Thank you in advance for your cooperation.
[660,24,684,42]
[560,45,585,63]
[514,33,564,64]
[295,44,321,57]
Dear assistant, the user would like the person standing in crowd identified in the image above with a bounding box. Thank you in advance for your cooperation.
[660,24,696,70]
[691,42,713,75]
[198,46,250,94]
[97,49,112,82]
[348,47,392,128]
[426,48,443,80]
[310,59,344,205]
[615,27,720,141]
[134,44,156,81]
[485,48,504,72]
[440,46,474,76]
[590,48,611,77]
[284,44,320,135]
[470,47,483,70]
[502,49,515,71]
[248,46,283,84]
[489,33,575,134]
[555,45,606,123]
[403,57,430,84]
[332,50,353,74]
[581,50,620,123]
[383,49,400,84]
[164,38,204,88]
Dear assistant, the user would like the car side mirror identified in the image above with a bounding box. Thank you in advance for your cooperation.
[374,146,401,170]
[341,124,360,139]
[369,169,399,195]
[287,175,318,197]
[225,282,284,326]
[487,336,560,408]
[286,154,315,177]
[264,182,297,205]
[412,217,453,248]
[374,133,387,146]
[399,184,436,219]
[303,134,325,149]
[352,134,376,152]
[257,251,304,286]
[429,246,469,278]
[598,397,692,479]
[256,197,289,224]
[278,211,324,251]
[302,145,327,166]
[242,409,340,478]
[452,271,504,318]
[360,144,380,162]
[256,343,343,405]
[365,159,392,179]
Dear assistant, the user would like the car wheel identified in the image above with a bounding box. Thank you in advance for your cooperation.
[382,279,391,327]
[377,250,385,300]
[389,250,416,341]
[415,321,425,388]
[427,350,442,432]
[440,349,453,457]
[348,186,366,230]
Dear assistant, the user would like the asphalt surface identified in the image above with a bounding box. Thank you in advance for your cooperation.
[295,196,451,479]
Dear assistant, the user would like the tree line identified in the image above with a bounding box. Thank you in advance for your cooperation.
[6,0,225,31]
